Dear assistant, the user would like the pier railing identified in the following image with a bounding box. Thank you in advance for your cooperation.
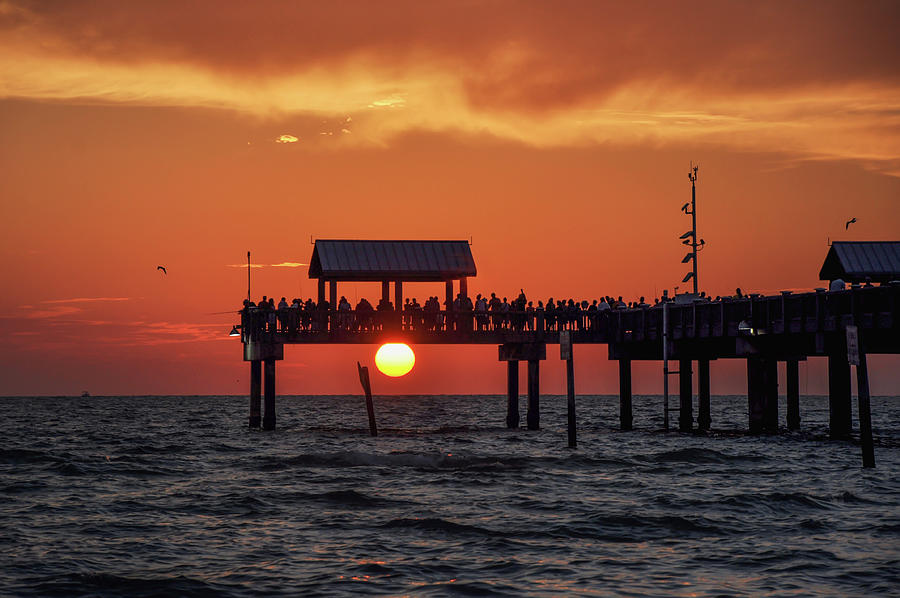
[237,285,897,346]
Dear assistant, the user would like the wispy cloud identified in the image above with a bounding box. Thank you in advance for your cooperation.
[41,297,133,304]
[25,306,82,319]
[275,134,298,143]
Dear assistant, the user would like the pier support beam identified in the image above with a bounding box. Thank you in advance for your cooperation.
[506,360,519,428]
[697,359,711,432]
[618,358,633,431]
[828,351,852,439]
[249,360,261,428]
[263,357,276,431]
[679,358,693,432]
[747,356,765,434]
[394,281,402,313]
[763,357,779,433]
[329,280,337,310]
[566,354,576,447]
[527,359,540,431]
[786,359,801,430]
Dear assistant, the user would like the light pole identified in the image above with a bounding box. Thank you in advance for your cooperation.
[680,163,704,295]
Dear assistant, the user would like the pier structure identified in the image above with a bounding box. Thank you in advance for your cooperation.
[238,239,900,464]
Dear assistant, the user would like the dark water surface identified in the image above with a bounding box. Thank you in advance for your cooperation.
[1,394,898,597]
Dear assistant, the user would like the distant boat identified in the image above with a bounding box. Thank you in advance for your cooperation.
[81,391,90,398]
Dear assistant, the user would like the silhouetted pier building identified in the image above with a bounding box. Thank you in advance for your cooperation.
[238,239,899,464]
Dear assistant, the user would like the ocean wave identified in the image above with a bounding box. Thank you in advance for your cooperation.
[23,572,227,598]
[250,450,534,472]
[638,447,768,464]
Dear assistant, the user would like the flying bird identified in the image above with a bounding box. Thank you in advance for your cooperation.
[157,265,167,274]
[845,217,857,230]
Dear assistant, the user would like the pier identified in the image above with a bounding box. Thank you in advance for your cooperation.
[235,240,899,466]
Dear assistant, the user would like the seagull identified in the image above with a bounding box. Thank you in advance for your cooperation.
[157,265,167,274]
[845,217,857,230]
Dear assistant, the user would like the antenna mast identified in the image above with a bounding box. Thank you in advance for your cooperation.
[680,162,702,294]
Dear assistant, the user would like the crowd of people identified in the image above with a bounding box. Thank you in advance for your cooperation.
[239,287,757,336]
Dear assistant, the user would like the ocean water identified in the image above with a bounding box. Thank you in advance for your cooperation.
[1,394,898,597]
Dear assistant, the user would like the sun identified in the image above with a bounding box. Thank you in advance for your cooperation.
[375,343,415,377]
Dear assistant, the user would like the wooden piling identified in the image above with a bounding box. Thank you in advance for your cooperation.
[786,358,800,430]
[747,356,765,434]
[855,351,875,468]
[679,358,693,432]
[618,358,633,431]
[527,359,540,430]
[263,357,276,431]
[827,351,852,439]
[566,355,576,448]
[249,360,261,428]
[697,358,711,431]
[506,360,519,428]
[357,362,377,437]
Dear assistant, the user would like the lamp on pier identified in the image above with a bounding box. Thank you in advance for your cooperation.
[229,325,241,337]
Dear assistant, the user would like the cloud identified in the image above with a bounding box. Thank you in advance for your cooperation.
[25,305,82,319]
[1,1,898,173]
[41,297,133,304]
[275,134,298,143]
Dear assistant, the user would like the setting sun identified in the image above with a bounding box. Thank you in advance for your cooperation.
[375,343,415,377]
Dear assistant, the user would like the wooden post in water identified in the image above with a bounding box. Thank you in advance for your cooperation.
[855,352,875,468]
[249,360,261,428]
[847,326,874,468]
[697,358,711,431]
[618,358,633,431]
[357,361,377,437]
[527,359,540,430]
[786,358,801,430]
[679,358,693,432]
[263,357,276,431]
[506,360,519,428]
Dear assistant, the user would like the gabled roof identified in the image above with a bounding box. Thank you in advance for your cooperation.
[308,240,477,281]
[819,241,900,283]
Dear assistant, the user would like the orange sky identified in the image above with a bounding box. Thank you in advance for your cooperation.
[1,1,898,397]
